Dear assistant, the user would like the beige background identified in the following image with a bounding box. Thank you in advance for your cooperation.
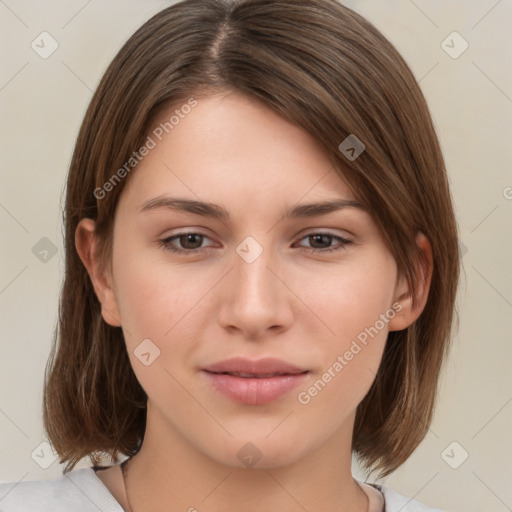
[1,1,511,511]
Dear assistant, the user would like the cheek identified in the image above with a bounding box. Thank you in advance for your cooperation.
[303,257,396,342]
[297,259,396,407]
[112,243,199,332]
[111,256,209,400]
[111,245,222,377]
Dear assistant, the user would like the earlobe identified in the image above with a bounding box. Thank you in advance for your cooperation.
[75,218,122,327]
[388,232,433,332]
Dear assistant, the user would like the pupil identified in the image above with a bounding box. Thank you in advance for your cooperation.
[182,234,202,249]
[311,234,331,249]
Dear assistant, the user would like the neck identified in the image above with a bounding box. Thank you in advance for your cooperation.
[122,405,368,512]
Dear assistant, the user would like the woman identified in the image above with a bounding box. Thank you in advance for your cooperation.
[0,0,459,510]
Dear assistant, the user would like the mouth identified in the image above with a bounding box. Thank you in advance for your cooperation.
[202,356,307,376]
[201,357,309,405]
[207,371,304,378]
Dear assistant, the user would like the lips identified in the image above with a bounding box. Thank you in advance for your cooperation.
[218,372,288,378]
[203,357,307,376]
[202,357,309,405]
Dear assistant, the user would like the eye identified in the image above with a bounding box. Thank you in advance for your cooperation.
[159,232,215,255]
[294,232,353,254]
[158,231,353,256]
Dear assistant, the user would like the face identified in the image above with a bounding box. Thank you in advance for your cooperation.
[82,91,417,470]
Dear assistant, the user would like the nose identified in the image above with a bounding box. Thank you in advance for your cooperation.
[217,238,294,340]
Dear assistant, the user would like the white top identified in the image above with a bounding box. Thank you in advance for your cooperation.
[0,466,445,511]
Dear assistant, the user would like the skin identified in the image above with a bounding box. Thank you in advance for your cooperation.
[76,90,432,512]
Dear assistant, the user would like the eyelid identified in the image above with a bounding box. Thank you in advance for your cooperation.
[295,226,355,240]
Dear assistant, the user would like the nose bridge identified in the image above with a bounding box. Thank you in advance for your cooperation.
[234,234,279,306]
[219,234,291,337]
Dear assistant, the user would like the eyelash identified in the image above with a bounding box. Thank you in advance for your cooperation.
[158,231,353,256]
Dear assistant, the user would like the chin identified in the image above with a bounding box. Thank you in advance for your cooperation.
[202,431,316,471]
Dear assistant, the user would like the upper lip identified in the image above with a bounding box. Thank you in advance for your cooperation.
[202,357,308,377]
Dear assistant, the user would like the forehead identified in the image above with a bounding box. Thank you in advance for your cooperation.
[118,91,358,214]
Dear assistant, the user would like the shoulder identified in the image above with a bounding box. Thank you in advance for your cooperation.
[375,483,446,512]
[0,467,123,512]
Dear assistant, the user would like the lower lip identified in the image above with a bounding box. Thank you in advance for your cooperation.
[202,371,309,405]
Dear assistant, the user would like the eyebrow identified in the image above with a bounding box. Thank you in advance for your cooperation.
[139,195,365,220]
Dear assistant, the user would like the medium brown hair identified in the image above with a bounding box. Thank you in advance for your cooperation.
[43,0,460,478]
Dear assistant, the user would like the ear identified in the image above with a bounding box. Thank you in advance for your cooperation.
[75,218,122,327]
[388,232,433,332]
